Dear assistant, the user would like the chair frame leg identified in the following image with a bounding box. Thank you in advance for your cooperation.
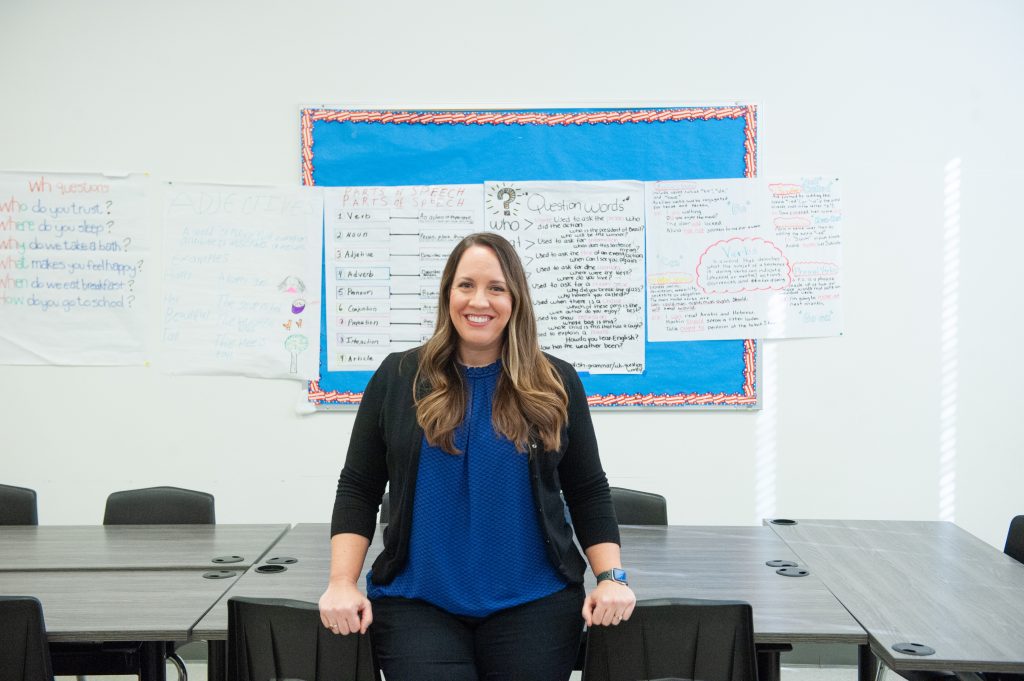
[168,651,188,681]
[140,641,167,681]
[207,640,227,681]
[861,644,880,681]
[756,649,783,681]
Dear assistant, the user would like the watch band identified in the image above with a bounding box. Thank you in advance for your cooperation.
[596,567,629,585]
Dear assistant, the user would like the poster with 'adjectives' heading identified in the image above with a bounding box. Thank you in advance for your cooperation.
[161,183,323,380]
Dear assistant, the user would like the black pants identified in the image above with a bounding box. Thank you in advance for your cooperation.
[370,584,584,681]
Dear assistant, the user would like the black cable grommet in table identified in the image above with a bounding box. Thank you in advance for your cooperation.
[766,560,798,568]
[203,570,238,579]
[256,564,287,574]
[776,567,809,577]
[892,642,935,656]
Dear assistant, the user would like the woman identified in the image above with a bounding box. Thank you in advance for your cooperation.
[319,232,635,681]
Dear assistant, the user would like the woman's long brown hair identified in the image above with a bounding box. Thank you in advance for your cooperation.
[414,232,568,454]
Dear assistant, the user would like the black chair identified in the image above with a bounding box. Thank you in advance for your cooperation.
[0,483,39,525]
[0,596,54,681]
[573,487,669,673]
[379,491,390,523]
[583,598,757,681]
[51,486,215,681]
[228,597,380,681]
[609,487,668,526]
[1004,515,1024,564]
[103,486,215,525]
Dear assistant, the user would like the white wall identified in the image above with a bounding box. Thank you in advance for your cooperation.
[2,0,1021,548]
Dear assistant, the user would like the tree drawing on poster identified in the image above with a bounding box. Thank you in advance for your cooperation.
[300,106,760,409]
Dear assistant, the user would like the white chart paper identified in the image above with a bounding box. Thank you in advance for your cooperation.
[325,185,482,371]
[161,184,323,379]
[0,171,150,365]
[646,177,843,341]
[485,180,645,374]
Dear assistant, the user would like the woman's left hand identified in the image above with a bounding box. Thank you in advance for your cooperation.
[582,580,636,627]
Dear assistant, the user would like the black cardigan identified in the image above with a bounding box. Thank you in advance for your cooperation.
[331,348,620,585]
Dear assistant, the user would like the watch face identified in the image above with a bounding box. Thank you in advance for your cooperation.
[612,568,627,582]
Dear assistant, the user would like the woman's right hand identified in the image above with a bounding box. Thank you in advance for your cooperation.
[318,580,373,635]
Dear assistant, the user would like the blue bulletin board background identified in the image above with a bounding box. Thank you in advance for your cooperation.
[301,107,759,408]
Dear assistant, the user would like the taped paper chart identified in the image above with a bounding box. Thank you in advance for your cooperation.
[646,177,842,341]
[484,180,645,374]
[0,171,150,365]
[325,184,481,371]
[767,177,843,333]
[161,184,323,379]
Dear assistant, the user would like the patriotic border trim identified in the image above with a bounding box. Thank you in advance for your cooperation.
[308,339,756,407]
[300,106,758,187]
[306,384,362,406]
[586,339,757,407]
[302,107,759,407]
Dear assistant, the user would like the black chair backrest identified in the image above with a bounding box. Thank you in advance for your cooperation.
[1005,515,1024,564]
[609,487,668,526]
[0,484,38,525]
[583,598,757,681]
[228,597,379,681]
[380,491,389,523]
[103,486,215,525]
[0,596,54,681]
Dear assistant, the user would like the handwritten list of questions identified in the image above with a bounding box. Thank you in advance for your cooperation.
[485,180,646,374]
[0,172,149,364]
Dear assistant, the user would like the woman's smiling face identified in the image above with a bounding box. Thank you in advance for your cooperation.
[448,245,513,365]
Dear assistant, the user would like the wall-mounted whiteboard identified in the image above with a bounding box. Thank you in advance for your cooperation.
[301,106,760,409]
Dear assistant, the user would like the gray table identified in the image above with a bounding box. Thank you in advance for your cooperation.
[194,524,865,681]
[193,523,371,640]
[0,569,243,642]
[0,524,289,571]
[767,519,1024,675]
[0,523,289,681]
[587,525,866,645]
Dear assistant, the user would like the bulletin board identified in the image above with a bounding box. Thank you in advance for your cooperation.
[301,106,759,408]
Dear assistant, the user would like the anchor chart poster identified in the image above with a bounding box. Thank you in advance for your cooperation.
[161,183,323,380]
[0,171,150,365]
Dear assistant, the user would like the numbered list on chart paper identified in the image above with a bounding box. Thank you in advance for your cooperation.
[324,185,481,372]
